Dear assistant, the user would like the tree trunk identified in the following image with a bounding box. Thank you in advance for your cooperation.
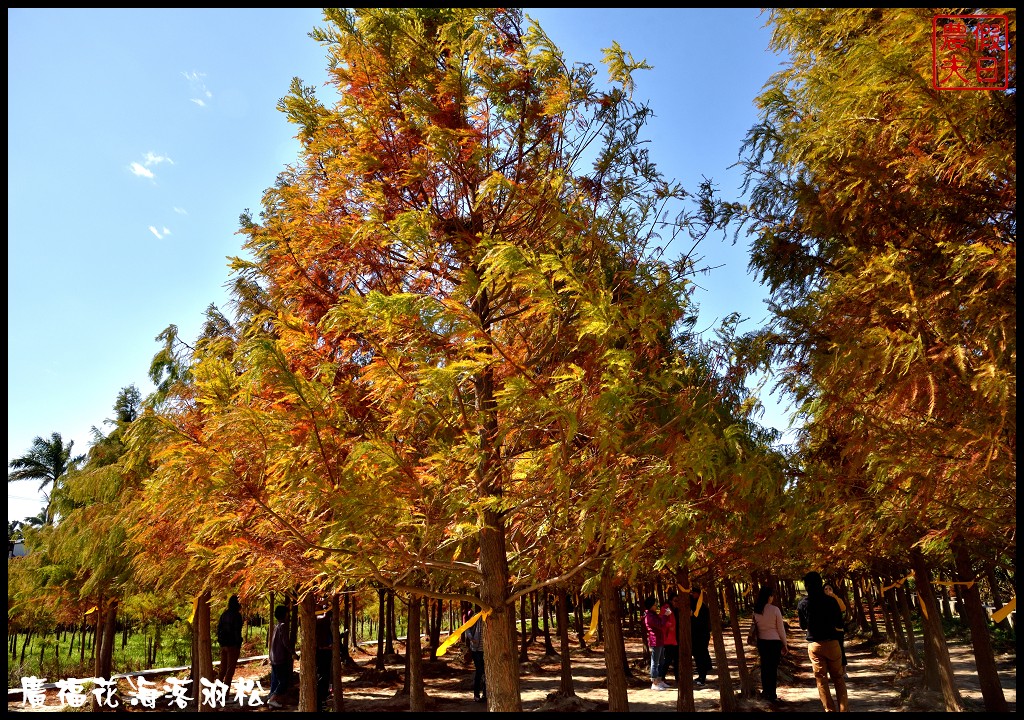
[984,563,1012,633]
[704,576,737,712]
[429,599,442,661]
[573,594,587,649]
[375,587,386,671]
[861,576,881,639]
[385,589,396,656]
[877,576,898,644]
[478,506,521,711]
[895,581,921,668]
[519,593,529,661]
[954,543,1007,712]
[190,590,214,713]
[675,568,695,712]
[540,593,553,654]
[341,592,352,661]
[92,598,119,711]
[600,566,629,712]
[851,576,869,633]
[407,593,426,711]
[298,592,318,712]
[331,593,344,712]
[723,580,755,698]
[530,591,540,643]
[910,550,963,710]
[555,586,576,697]
[268,592,275,654]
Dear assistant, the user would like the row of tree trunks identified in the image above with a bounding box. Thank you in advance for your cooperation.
[180,545,1009,713]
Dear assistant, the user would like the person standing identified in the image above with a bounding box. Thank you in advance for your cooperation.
[216,595,244,687]
[467,612,486,703]
[824,582,850,680]
[315,609,334,711]
[752,585,788,703]
[689,587,713,687]
[658,596,679,684]
[798,571,848,712]
[268,605,298,709]
[644,596,668,690]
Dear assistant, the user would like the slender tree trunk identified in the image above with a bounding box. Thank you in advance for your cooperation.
[407,593,426,711]
[297,592,317,712]
[883,576,909,655]
[984,563,1012,633]
[341,592,351,661]
[599,566,629,712]
[268,592,275,654]
[954,543,1007,712]
[385,589,396,656]
[862,576,881,639]
[940,583,954,624]
[331,593,343,712]
[704,576,738,712]
[473,276,521,712]
[910,550,964,711]
[530,591,540,643]
[723,580,755,698]
[555,587,576,697]
[542,592,556,654]
[573,594,587,649]
[877,576,898,644]
[895,581,921,668]
[21,629,32,665]
[519,594,529,662]
[852,576,869,633]
[479,510,521,711]
[191,590,214,712]
[429,599,442,660]
[375,587,386,671]
[91,596,115,712]
[675,567,695,712]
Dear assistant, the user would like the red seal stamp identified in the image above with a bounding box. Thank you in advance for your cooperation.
[932,15,1010,90]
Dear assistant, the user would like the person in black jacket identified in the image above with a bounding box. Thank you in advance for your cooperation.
[689,587,713,686]
[216,595,244,687]
[797,572,848,712]
[315,610,334,711]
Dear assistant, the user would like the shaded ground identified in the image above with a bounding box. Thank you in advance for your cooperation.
[9,623,1016,712]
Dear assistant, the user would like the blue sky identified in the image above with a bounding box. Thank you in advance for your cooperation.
[7,8,790,524]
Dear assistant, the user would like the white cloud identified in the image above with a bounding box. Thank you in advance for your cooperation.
[143,152,173,167]
[148,226,171,240]
[173,207,188,215]
[183,70,212,108]
[130,152,174,181]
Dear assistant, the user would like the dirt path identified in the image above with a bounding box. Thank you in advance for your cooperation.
[9,625,1016,712]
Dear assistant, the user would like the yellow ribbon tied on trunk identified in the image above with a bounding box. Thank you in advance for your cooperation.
[436,609,491,656]
[990,597,1016,624]
[583,600,601,643]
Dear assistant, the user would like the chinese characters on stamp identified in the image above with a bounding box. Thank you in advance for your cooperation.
[932,14,1010,90]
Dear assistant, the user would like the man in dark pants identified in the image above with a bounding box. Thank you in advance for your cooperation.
[315,610,334,711]
[216,595,244,687]
[466,613,486,703]
[689,587,713,686]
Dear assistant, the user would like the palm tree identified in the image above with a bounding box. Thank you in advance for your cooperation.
[8,432,85,524]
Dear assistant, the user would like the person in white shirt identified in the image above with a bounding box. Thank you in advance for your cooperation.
[752,584,788,703]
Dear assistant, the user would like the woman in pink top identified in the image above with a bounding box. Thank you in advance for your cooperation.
[753,584,788,703]
[658,596,678,683]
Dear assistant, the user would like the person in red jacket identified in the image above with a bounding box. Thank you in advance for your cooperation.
[658,594,679,684]
[644,596,668,690]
